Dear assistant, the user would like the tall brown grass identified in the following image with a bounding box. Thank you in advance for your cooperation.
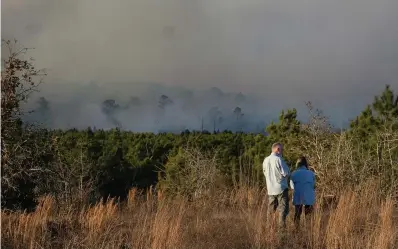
[2,181,397,249]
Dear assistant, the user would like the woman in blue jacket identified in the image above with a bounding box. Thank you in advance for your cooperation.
[290,156,315,226]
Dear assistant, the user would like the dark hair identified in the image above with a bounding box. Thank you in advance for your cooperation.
[296,156,308,168]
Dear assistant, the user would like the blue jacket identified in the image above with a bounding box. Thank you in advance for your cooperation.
[290,166,315,205]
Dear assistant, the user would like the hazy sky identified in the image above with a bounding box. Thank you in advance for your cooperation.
[2,0,398,130]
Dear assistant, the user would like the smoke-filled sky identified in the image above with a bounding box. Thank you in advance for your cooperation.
[2,0,398,132]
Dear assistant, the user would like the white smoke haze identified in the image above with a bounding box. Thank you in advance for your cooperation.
[2,0,398,132]
[23,83,271,132]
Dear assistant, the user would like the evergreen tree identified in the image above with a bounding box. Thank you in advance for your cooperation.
[266,108,302,164]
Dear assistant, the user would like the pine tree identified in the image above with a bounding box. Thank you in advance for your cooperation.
[266,108,302,163]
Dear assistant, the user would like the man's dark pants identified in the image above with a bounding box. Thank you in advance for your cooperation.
[267,188,289,228]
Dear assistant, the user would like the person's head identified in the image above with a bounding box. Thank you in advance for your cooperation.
[271,142,283,155]
[296,156,308,168]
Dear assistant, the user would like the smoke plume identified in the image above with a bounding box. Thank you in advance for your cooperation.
[3,0,398,131]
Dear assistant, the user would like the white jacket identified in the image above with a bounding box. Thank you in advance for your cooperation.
[290,166,315,205]
[263,153,290,195]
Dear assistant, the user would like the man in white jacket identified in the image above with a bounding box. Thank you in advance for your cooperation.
[263,143,290,228]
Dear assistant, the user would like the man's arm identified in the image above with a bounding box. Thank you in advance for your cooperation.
[276,157,289,178]
[282,158,290,177]
[262,158,268,173]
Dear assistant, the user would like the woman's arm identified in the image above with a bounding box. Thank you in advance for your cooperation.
[290,178,295,189]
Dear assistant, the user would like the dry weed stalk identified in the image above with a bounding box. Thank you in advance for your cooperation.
[1,196,54,249]
[374,199,396,249]
[127,188,137,210]
[81,198,119,247]
[150,199,186,249]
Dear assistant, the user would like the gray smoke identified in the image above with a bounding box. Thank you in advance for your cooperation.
[23,83,271,132]
[3,0,398,132]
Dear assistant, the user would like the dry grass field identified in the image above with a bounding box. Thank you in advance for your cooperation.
[2,180,397,249]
